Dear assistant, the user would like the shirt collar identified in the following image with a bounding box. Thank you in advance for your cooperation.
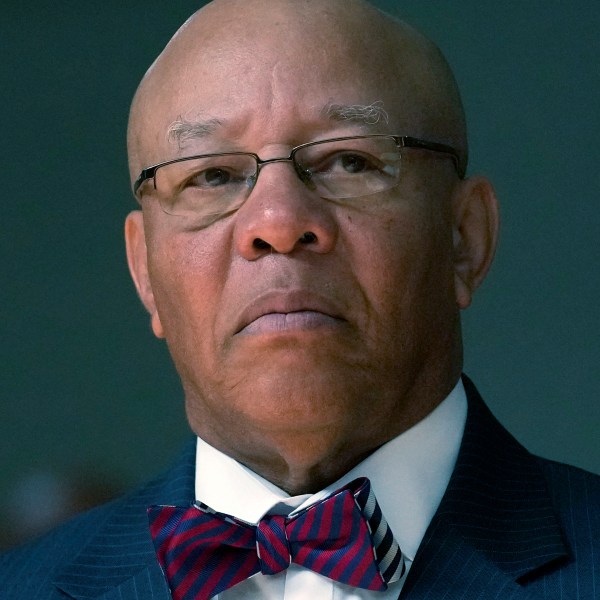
[195,379,467,561]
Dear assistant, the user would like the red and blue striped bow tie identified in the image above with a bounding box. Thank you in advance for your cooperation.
[148,477,405,599]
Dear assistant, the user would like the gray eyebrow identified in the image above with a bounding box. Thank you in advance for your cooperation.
[166,102,388,149]
[325,101,389,125]
[167,116,224,148]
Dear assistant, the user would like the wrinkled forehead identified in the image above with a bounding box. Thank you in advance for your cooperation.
[128,2,465,174]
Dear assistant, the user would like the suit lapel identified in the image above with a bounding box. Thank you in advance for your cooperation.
[53,439,197,600]
[401,530,540,600]
[400,375,569,599]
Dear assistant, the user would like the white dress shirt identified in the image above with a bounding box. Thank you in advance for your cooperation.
[195,380,467,599]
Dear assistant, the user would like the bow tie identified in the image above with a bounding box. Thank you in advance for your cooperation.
[148,477,405,600]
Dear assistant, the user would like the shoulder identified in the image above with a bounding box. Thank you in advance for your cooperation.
[0,496,123,598]
[536,456,600,528]
[0,438,196,599]
[524,456,600,597]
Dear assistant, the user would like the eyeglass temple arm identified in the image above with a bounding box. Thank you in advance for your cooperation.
[398,136,464,178]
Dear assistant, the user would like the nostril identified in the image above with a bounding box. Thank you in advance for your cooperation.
[249,232,318,254]
[299,231,317,244]
[253,238,271,250]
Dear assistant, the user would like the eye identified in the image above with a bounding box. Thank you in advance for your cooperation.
[176,155,256,192]
[189,167,234,188]
[311,150,382,176]
[338,153,370,173]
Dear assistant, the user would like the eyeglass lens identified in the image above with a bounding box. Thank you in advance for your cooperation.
[153,136,402,226]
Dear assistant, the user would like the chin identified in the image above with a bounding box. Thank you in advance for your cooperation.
[241,378,356,428]
[192,368,363,433]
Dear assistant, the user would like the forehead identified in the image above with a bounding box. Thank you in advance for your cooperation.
[129,4,443,169]
[156,46,396,131]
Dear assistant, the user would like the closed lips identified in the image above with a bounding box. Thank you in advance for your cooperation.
[235,291,345,335]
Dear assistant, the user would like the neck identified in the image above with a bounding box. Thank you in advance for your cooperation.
[191,376,462,495]
[187,335,464,495]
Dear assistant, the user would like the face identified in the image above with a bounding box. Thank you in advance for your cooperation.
[126,2,497,479]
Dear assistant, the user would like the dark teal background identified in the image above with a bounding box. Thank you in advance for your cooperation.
[2,0,599,521]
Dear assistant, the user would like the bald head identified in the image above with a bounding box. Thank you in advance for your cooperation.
[127,0,467,180]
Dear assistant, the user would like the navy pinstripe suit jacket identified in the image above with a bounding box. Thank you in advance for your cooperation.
[1,376,599,599]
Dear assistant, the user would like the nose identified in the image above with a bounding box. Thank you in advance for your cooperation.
[233,160,338,260]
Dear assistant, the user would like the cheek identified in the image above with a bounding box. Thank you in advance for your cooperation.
[340,198,455,342]
[147,225,232,375]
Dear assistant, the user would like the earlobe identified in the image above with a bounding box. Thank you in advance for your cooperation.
[451,176,499,309]
[150,311,165,339]
[124,211,165,338]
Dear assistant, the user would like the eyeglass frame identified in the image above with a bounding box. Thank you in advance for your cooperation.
[132,134,463,199]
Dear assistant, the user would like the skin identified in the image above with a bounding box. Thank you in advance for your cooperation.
[125,0,499,494]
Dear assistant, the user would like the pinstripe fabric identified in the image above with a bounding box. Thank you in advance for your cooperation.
[148,477,405,598]
[0,438,197,600]
[399,375,600,599]
[1,377,599,599]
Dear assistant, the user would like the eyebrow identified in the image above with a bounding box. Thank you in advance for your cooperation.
[324,101,389,126]
[167,116,224,148]
[166,101,389,148]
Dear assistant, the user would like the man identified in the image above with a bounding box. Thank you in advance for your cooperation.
[1,0,598,598]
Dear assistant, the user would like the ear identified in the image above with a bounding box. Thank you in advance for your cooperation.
[451,176,499,309]
[124,211,165,338]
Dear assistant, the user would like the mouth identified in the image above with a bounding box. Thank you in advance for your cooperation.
[239,310,341,335]
[235,291,345,336]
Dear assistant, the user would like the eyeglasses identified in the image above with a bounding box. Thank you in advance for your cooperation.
[133,134,460,226]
